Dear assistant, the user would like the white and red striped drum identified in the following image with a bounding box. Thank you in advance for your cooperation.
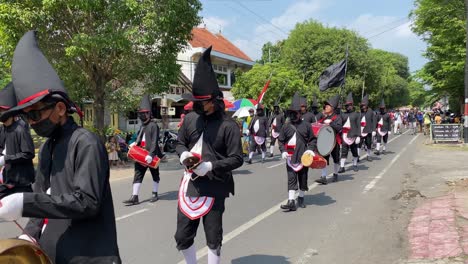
[127,146,160,169]
[0,238,51,264]
[311,123,336,156]
[301,152,327,169]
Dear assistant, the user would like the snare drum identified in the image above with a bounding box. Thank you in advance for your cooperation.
[0,238,51,264]
[311,123,336,156]
[301,152,327,169]
[128,146,160,169]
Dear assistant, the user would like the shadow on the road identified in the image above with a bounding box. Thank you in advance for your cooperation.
[232,255,290,264]
[233,169,253,175]
[136,190,178,203]
[356,164,369,171]
[337,173,354,182]
[305,192,336,206]
[382,151,395,155]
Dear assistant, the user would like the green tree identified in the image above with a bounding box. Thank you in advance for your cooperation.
[257,41,283,64]
[411,0,466,111]
[0,0,201,134]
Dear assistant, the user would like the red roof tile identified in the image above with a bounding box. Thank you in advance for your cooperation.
[190,28,253,62]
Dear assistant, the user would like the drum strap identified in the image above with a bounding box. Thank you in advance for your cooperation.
[318,114,337,124]
[289,124,308,147]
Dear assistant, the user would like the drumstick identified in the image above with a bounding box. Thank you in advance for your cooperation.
[13,220,38,246]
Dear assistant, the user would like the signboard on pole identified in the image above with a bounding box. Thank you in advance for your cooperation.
[431,124,462,142]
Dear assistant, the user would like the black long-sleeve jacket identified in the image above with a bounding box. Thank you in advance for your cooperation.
[341,110,361,138]
[278,120,317,164]
[318,113,343,134]
[361,109,377,134]
[376,111,392,132]
[136,120,163,158]
[248,115,268,138]
[268,113,285,134]
[0,125,5,154]
[176,111,243,198]
[302,112,318,124]
[3,119,35,186]
[23,117,121,264]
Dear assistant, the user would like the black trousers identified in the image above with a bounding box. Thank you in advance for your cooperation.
[359,134,372,150]
[249,138,266,152]
[376,133,389,144]
[341,142,358,159]
[0,185,32,200]
[324,144,340,164]
[133,162,160,183]
[270,136,278,147]
[286,165,308,191]
[174,198,225,251]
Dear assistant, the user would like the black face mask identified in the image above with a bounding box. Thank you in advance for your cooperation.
[31,118,59,138]
[193,101,207,115]
[380,108,385,114]
[257,109,264,117]
[288,111,300,123]
[138,113,150,123]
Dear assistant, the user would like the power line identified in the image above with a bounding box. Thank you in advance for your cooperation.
[366,20,410,39]
[235,1,289,36]
[361,17,408,35]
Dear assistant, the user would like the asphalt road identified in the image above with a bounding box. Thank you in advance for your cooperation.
[0,130,421,264]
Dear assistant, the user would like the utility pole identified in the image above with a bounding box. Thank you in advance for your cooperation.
[361,71,366,100]
[465,0,468,143]
[268,47,271,63]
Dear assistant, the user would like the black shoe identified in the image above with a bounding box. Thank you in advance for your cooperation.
[270,153,274,158]
[150,192,158,203]
[357,157,360,163]
[247,159,252,164]
[374,151,380,156]
[123,195,139,205]
[367,156,372,162]
[297,197,306,208]
[338,167,345,173]
[332,173,338,182]
[261,158,265,163]
[353,165,358,172]
[382,150,386,155]
[280,199,297,211]
[315,177,327,185]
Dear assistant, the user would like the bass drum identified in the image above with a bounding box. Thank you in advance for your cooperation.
[311,123,336,156]
[0,238,51,264]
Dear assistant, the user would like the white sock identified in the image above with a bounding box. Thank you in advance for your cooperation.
[298,190,305,197]
[261,151,265,159]
[353,157,358,166]
[132,183,142,196]
[321,168,327,177]
[181,244,197,264]
[270,146,274,154]
[288,190,295,200]
[367,149,371,156]
[208,248,221,264]
[334,163,340,174]
[376,143,381,151]
[249,152,253,160]
[383,144,386,151]
[340,158,346,168]
[357,148,361,156]
[152,181,159,193]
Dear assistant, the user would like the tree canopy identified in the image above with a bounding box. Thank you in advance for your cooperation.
[0,0,201,133]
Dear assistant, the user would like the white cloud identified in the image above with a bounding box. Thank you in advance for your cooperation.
[270,0,322,30]
[201,16,231,33]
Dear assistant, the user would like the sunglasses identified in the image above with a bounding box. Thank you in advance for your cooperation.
[24,103,56,122]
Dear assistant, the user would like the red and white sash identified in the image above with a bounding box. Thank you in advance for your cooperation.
[271,118,280,138]
[360,116,368,137]
[377,117,387,136]
[342,117,356,145]
[285,133,303,172]
[178,133,215,220]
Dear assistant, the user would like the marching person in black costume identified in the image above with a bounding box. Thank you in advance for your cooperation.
[315,95,342,184]
[279,92,317,211]
[375,99,391,155]
[310,96,321,119]
[301,98,316,124]
[0,31,121,263]
[268,103,284,157]
[175,47,243,264]
[123,94,164,205]
[358,94,376,161]
[339,92,361,173]
[0,82,35,199]
[247,103,268,164]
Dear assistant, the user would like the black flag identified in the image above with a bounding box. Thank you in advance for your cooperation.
[318,59,346,92]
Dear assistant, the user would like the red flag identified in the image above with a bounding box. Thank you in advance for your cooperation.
[257,79,271,104]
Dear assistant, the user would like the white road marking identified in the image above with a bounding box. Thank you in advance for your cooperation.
[267,162,285,168]
[115,209,149,221]
[362,134,419,194]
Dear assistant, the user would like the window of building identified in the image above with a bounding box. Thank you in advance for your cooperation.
[213,64,229,87]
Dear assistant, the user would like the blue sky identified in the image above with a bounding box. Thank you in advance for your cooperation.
[199,0,427,72]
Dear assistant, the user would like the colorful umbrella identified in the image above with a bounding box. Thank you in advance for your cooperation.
[184,99,234,111]
[232,106,255,118]
[229,98,257,111]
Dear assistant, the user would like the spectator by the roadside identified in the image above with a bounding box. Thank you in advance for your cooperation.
[106,136,120,167]
[434,113,442,124]
[417,111,424,133]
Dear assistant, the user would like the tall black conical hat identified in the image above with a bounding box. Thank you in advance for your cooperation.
[299,96,307,107]
[139,94,152,112]
[182,46,221,101]
[360,94,369,106]
[11,31,67,109]
[345,92,354,105]
[324,95,340,109]
[289,92,301,111]
[379,98,386,108]
[0,82,18,122]
[311,96,318,108]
